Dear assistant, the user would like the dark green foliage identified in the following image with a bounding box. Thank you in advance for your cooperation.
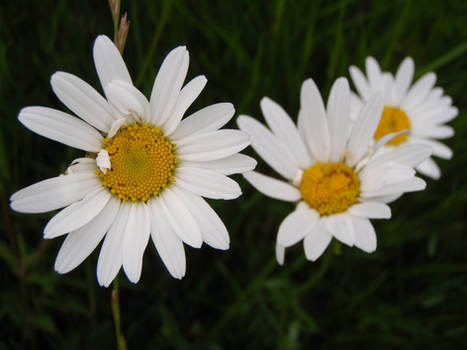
[1,0,466,349]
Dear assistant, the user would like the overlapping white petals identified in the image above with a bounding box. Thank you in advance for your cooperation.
[243,171,301,202]
[180,154,256,175]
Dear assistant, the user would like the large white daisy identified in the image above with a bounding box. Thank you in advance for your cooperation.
[10,35,255,286]
[349,56,458,179]
[238,77,431,264]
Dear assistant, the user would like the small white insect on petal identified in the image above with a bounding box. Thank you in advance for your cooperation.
[96,149,111,174]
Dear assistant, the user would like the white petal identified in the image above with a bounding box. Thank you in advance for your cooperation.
[150,46,189,125]
[66,158,97,174]
[237,115,298,180]
[326,213,354,246]
[327,78,350,162]
[51,72,115,132]
[303,220,332,261]
[11,173,101,213]
[416,158,441,180]
[401,72,437,110]
[177,130,250,162]
[348,202,391,219]
[44,188,111,239]
[158,187,202,248]
[359,162,416,192]
[104,80,150,121]
[299,78,330,162]
[55,196,120,274]
[277,204,319,247]
[122,203,151,284]
[361,177,426,198]
[260,97,311,168]
[93,35,132,90]
[96,150,111,174]
[366,144,432,169]
[368,192,403,204]
[410,138,452,160]
[175,167,241,200]
[97,202,131,287]
[351,216,377,253]
[349,65,370,99]
[350,92,364,119]
[179,154,256,175]
[413,125,454,139]
[170,103,234,141]
[365,57,382,89]
[419,106,458,125]
[346,93,384,166]
[275,244,285,265]
[171,186,230,250]
[149,199,186,279]
[243,171,301,202]
[18,107,103,152]
[394,57,414,104]
[163,75,207,135]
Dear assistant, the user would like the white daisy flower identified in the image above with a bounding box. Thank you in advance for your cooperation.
[349,56,458,179]
[10,35,255,286]
[238,77,431,264]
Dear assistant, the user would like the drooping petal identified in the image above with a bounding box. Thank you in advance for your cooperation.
[277,203,319,247]
[174,167,241,200]
[55,197,120,274]
[149,199,186,279]
[365,57,382,89]
[303,219,332,261]
[243,171,301,202]
[150,46,189,125]
[51,71,115,132]
[326,213,354,247]
[327,78,350,162]
[18,107,103,152]
[93,35,132,90]
[11,173,101,214]
[44,188,111,239]
[170,103,234,141]
[351,216,377,253]
[122,203,151,284]
[275,244,285,265]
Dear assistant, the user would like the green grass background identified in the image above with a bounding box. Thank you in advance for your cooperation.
[1,0,466,349]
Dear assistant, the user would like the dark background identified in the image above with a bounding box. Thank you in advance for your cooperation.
[1,0,466,349]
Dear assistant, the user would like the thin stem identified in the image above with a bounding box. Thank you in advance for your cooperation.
[111,277,127,350]
[108,0,121,44]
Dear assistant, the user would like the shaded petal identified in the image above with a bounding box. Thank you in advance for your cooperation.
[149,198,186,279]
[104,80,150,122]
[366,144,432,169]
[326,213,354,246]
[416,157,441,180]
[327,78,350,162]
[275,244,285,265]
[348,201,391,219]
[44,188,111,239]
[122,203,151,284]
[361,177,426,198]
[393,57,414,104]
[299,78,330,162]
[11,173,101,213]
[303,219,332,261]
[179,154,256,175]
[174,167,241,200]
[401,72,437,111]
[51,71,115,132]
[158,187,202,248]
[55,197,120,274]
[260,97,311,168]
[351,216,377,253]
[170,103,234,141]
[150,46,189,125]
[243,171,301,202]
[177,130,250,162]
[163,75,207,135]
[171,186,229,250]
[410,138,452,160]
[237,115,298,180]
[277,203,319,247]
[18,107,103,152]
[349,65,370,99]
[97,202,131,287]
[93,35,132,90]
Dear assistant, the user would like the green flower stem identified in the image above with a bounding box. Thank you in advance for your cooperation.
[111,277,127,350]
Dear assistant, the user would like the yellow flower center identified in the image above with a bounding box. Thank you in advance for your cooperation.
[299,162,360,216]
[374,106,411,145]
[97,123,177,202]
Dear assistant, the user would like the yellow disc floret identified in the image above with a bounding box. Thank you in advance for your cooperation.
[374,106,411,145]
[300,162,360,216]
[97,123,177,202]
